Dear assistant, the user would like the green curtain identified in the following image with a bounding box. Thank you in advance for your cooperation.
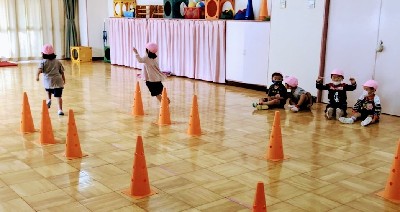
[64,0,79,58]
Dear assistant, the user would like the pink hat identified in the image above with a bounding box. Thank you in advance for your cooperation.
[363,80,378,90]
[331,69,344,77]
[284,76,298,87]
[146,42,158,54]
[42,44,54,54]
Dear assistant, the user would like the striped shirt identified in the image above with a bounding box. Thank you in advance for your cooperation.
[353,94,381,117]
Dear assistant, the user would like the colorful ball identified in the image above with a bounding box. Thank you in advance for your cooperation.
[197,1,205,7]
[188,1,196,8]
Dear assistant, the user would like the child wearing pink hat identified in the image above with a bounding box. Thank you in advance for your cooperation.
[339,80,381,126]
[284,76,314,112]
[316,69,357,120]
[36,44,65,115]
[133,42,168,103]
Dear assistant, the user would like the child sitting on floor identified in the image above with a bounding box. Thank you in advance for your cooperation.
[284,76,314,112]
[253,72,288,110]
[316,69,357,120]
[339,80,381,126]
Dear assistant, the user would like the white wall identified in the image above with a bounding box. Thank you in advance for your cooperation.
[268,0,325,95]
[79,0,110,57]
[78,0,88,45]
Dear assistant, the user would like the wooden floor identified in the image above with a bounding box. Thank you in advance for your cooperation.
[1,61,400,211]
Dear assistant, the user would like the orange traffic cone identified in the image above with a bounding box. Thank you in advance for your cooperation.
[377,141,400,203]
[253,182,267,212]
[187,95,201,136]
[39,100,55,145]
[259,0,269,20]
[65,109,86,159]
[132,81,144,116]
[158,88,171,125]
[122,136,156,199]
[265,111,286,161]
[20,92,35,133]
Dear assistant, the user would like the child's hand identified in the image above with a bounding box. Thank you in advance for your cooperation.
[133,48,138,54]
[349,77,356,84]
[316,76,323,83]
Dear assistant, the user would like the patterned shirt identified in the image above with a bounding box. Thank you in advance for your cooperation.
[267,83,288,100]
[316,82,356,107]
[353,94,381,117]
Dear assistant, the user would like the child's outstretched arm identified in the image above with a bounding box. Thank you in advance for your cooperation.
[36,68,42,81]
[133,48,145,63]
[372,96,382,122]
[316,76,328,90]
[344,77,357,91]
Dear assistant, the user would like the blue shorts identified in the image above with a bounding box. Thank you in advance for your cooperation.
[46,88,63,97]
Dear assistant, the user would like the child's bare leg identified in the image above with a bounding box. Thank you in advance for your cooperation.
[297,94,308,107]
[46,91,52,108]
[55,97,64,115]
[156,94,170,104]
[339,112,361,124]
[351,112,362,120]
[307,93,313,107]
[265,99,280,106]
[156,94,162,102]
[56,97,63,111]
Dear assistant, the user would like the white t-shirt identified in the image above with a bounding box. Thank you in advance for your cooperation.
[135,54,166,82]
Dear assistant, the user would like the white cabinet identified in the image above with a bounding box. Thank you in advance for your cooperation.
[324,0,400,115]
[226,21,270,86]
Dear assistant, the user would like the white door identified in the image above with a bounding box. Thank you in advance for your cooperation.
[373,0,400,116]
[324,0,381,106]
[226,22,246,82]
[242,22,270,86]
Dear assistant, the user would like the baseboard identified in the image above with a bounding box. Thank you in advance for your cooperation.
[92,57,104,61]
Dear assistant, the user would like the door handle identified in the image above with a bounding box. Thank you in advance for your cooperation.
[376,40,384,52]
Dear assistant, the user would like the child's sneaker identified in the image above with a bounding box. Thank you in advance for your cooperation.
[290,106,299,112]
[46,99,51,108]
[335,108,344,120]
[339,117,354,124]
[361,116,372,126]
[256,104,269,110]
[326,108,334,119]
[58,110,64,116]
